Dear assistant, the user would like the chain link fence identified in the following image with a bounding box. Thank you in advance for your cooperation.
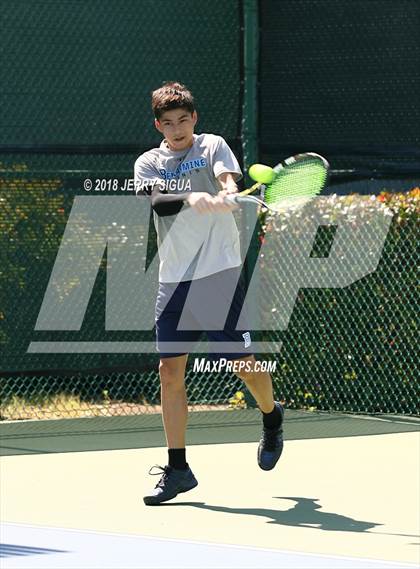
[258,190,418,415]
[1,179,418,420]
[1,0,419,422]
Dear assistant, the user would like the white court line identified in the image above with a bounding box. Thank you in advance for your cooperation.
[1,523,417,569]
[345,415,420,427]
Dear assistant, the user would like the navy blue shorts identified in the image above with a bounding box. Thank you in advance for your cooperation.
[155,267,253,360]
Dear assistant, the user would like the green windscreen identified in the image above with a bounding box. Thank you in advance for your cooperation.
[1,0,242,153]
[259,0,420,172]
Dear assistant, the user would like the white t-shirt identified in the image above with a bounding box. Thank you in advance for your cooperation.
[134,133,242,283]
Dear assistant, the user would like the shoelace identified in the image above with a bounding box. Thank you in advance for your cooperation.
[261,426,282,451]
[148,465,172,489]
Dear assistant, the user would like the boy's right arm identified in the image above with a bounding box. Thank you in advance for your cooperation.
[134,156,185,217]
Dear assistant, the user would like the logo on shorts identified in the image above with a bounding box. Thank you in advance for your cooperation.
[242,332,251,348]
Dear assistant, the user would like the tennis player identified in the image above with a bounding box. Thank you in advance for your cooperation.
[134,82,284,505]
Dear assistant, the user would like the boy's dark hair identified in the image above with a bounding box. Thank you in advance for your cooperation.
[151,82,195,119]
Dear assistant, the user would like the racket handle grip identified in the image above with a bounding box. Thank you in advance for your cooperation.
[224,194,239,205]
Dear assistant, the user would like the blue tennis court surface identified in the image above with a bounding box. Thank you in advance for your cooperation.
[1,523,417,569]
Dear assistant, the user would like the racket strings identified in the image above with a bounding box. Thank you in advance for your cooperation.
[265,164,328,207]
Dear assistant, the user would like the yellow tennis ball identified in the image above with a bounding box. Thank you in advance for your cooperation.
[248,164,275,184]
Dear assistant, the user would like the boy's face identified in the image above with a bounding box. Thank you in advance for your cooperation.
[155,108,197,151]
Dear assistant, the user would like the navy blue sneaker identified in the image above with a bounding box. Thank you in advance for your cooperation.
[143,465,198,506]
[258,402,284,471]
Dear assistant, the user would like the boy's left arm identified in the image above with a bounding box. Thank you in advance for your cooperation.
[212,136,242,197]
[217,172,239,197]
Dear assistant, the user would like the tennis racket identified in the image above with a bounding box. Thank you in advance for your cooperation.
[226,152,329,213]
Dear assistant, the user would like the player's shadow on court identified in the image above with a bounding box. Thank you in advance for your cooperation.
[168,496,381,533]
